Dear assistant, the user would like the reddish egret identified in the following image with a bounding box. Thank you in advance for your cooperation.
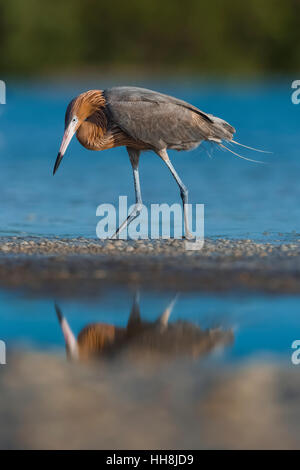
[55,296,233,362]
[54,86,245,238]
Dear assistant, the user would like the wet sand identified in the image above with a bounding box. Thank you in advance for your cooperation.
[1,352,299,450]
[0,237,299,294]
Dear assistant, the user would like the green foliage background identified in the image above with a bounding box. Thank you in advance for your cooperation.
[1,0,299,76]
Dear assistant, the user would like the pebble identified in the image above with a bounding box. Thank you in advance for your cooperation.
[0,237,298,264]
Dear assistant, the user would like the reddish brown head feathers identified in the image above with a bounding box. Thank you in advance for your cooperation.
[65,90,106,128]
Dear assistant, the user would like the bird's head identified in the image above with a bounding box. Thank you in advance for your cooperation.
[55,303,123,361]
[53,90,106,175]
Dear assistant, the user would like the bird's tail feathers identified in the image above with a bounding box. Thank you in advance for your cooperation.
[207,114,235,142]
[207,114,271,163]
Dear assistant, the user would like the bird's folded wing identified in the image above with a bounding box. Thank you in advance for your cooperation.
[104,87,214,150]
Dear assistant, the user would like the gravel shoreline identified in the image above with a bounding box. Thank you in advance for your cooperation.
[0,237,299,294]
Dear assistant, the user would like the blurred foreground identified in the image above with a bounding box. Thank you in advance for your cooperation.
[1,353,299,449]
[1,271,300,449]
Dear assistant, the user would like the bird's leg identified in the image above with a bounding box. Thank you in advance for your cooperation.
[111,148,142,239]
[158,149,194,240]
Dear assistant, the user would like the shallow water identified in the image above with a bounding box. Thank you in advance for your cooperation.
[1,79,300,448]
[1,288,300,366]
[0,79,299,240]
[1,287,300,449]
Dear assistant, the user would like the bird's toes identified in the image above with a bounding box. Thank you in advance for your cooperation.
[184,231,195,240]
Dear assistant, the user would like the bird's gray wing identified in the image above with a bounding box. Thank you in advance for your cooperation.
[103,87,215,150]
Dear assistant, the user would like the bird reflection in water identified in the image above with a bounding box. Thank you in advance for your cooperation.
[55,294,234,363]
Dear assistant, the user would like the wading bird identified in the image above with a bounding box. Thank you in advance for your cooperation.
[53,86,257,238]
[55,295,233,362]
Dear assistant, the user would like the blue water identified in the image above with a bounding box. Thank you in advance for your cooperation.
[1,288,300,365]
[0,79,299,364]
[0,78,299,240]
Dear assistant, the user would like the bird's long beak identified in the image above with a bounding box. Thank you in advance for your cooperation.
[55,303,79,360]
[53,121,77,175]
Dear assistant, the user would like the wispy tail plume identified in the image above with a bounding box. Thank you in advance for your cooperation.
[207,113,270,163]
[219,143,266,164]
[231,140,272,154]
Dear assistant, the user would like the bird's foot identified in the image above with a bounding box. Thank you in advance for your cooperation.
[184,231,195,240]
